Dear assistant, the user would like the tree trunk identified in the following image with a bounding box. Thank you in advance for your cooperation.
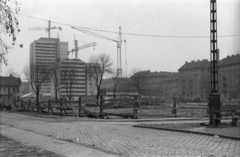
[96,87,100,106]
[55,88,58,104]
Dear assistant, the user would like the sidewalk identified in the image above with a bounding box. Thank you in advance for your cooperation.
[0,134,65,157]
[134,122,240,140]
[0,125,119,157]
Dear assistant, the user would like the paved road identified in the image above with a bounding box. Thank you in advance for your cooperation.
[0,112,239,157]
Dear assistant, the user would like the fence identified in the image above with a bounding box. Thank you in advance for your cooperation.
[2,97,239,119]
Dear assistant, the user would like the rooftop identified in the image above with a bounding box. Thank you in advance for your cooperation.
[0,75,22,86]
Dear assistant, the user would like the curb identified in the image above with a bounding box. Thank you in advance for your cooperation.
[7,111,201,122]
[133,125,240,140]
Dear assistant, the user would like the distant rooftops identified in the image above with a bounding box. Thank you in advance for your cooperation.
[219,54,240,66]
[0,75,22,86]
[178,54,240,71]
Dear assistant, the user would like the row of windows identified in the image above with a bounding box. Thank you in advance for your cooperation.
[61,80,86,83]
[1,87,19,93]
[35,48,56,52]
[61,62,85,65]
[36,59,55,61]
[36,51,56,54]
[61,87,85,89]
[61,91,85,94]
[36,43,57,45]
[35,45,56,48]
[60,82,85,85]
[36,56,55,59]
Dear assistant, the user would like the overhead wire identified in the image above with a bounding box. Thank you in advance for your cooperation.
[18,13,240,38]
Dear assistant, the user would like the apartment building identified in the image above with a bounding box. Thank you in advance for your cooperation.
[60,59,87,100]
[142,71,178,99]
[218,54,240,99]
[178,59,211,101]
[177,54,240,101]
[29,38,68,95]
[161,74,180,101]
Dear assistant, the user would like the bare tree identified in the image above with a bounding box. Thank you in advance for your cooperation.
[51,62,61,103]
[129,69,149,100]
[87,53,113,105]
[5,67,20,77]
[24,63,52,103]
[61,65,76,102]
[0,0,22,65]
[111,70,121,99]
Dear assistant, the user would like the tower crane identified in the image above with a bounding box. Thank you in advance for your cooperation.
[28,21,62,38]
[67,40,97,59]
[71,27,125,76]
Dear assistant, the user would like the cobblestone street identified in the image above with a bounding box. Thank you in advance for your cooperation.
[0,112,240,157]
[0,134,65,157]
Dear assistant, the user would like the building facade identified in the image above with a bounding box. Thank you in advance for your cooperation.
[218,54,240,100]
[30,38,68,95]
[60,59,87,100]
[178,54,240,101]
[0,75,21,102]
[142,71,177,97]
[161,74,180,101]
[178,59,211,101]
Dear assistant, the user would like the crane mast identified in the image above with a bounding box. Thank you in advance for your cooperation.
[71,26,124,76]
[117,27,122,75]
[28,20,62,38]
[68,41,97,59]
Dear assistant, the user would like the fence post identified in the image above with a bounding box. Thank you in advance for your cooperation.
[36,101,39,113]
[28,99,30,112]
[78,97,82,117]
[21,99,23,111]
[100,96,103,119]
[133,97,138,119]
[60,98,63,116]
[48,99,50,115]
[13,98,16,109]
[172,101,177,117]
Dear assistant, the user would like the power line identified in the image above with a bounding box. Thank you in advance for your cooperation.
[18,13,240,38]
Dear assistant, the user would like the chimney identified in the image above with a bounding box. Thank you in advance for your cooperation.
[10,74,12,77]
[185,61,188,64]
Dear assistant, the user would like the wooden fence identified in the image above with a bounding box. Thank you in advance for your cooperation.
[2,96,215,119]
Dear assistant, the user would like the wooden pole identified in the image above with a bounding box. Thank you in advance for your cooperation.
[48,99,50,115]
[13,98,16,109]
[78,97,82,117]
[100,96,103,118]
[28,99,30,112]
[60,98,62,116]
[21,99,23,111]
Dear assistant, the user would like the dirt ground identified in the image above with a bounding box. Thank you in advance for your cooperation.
[0,135,65,157]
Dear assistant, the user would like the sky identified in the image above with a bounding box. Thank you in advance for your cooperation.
[1,0,240,79]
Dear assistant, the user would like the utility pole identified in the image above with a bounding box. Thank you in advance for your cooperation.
[209,0,221,125]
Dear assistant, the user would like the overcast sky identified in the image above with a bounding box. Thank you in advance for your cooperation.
[1,0,240,78]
